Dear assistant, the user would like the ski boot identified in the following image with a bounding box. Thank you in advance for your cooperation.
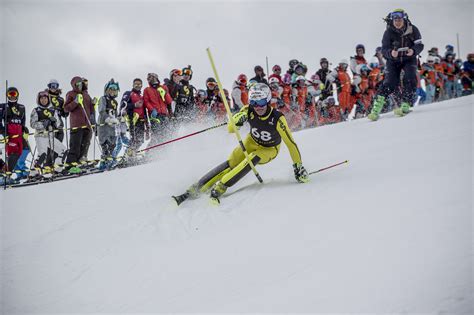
[209,181,228,205]
[394,102,412,116]
[172,183,200,206]
[368,95,385,121]
[68,166,82,175]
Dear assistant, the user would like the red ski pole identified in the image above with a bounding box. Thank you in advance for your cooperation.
[138,122,227,153]
[309,160,348,175]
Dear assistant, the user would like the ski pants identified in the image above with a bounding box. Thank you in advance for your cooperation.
[195,134,279,192]
[423,84,436,104]
[444,80,455,99]
[35,134,66,167]
[377,58,418,105]
[112,132,129,158]
[13,148,30,176]
[130,121,146,152]
[66,128,92,166]
[101,139,116,160]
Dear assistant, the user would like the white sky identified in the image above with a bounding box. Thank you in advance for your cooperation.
[0,0,472,113]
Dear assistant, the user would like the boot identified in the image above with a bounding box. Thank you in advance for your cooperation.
[394,102,412,116]
[210,181,228,205]
[368,95,385,121]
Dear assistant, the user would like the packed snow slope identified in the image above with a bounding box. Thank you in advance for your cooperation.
[1,96,472,314]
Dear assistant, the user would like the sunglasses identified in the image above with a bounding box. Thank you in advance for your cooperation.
[250,98,268,107]
[7,90,19,98]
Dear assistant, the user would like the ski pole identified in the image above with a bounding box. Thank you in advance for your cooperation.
[207,47,263,183]
[309,160,348,176]
[78,96,102,156]
[3,80,8,190]
[139,122,227,153]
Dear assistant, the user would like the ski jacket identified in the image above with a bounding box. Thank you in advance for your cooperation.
[30,106,59,138]
[381,21,424,62]
[350,56,367,74]
[268,73,282,84]
[130,90,146,121]
[143,84,173,116]
[174,80,196,116]
[64,76,94,129]
[368,67,384,90]
[97,95,118,143]
[229,105,302,164]
[231,81,249,110]
[249,75,268,85]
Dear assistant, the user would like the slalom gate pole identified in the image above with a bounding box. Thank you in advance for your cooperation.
[309,160,348,176]
[206,48,263,183]
[265,56,270,77]
[138,122,227,153]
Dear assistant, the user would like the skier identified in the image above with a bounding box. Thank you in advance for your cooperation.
[174,66,196,121]
[0,87,27,184]
[63,76,95,174]
[46,79,66,143]
[30,90,67,176]
[121,78,146,156]
[231,74,249,112]
[173,83,309,205]
[143,72,173,147]
[316,58,331,100]
[368,9,424,120]
[97,79,120,170]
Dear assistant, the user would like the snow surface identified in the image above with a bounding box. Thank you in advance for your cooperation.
[1,96,473,314]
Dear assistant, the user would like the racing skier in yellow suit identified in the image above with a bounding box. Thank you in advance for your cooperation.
[173,83,309,205]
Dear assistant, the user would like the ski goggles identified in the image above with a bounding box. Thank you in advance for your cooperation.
[75,81,83,88]
[249,98,268,107]
[272,66,281,72]
[206,81,217,89]
[238,78,247,85]
[390,11,404,20]
[7,90,19,98]
[182,68,193,76]
[171,69,182,76]
[48,82,59,90]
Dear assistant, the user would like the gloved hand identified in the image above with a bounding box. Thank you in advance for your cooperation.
[132,112,139,126]
[105,116,119,125]
[49,116,57,123]
[75,94,84,106]
[232,111,247,127]
[151,109,158,118]
[42,119,51,129]
[293,163,309,183]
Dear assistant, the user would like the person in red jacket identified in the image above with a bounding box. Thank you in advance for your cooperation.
[318,96,342,126]
[143,73,173,146]
[129,81,149,155]
[268,64,283,84]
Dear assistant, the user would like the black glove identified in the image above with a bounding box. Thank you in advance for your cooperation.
[42,119,51,129]
[293,163,309,183]
[49,116,57,123]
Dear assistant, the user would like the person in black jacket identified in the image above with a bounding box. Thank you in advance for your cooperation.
[368,9,424,121]
[174,65,196,121]
[250,65,268,84]
[316,58,331,100]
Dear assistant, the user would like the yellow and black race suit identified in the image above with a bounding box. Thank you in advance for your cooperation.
[195,105,302,192]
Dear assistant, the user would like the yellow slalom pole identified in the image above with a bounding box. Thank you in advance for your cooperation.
[206,48,263,183]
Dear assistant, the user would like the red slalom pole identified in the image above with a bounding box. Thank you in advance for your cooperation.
[309,160,348,175]
[138,122,228,153]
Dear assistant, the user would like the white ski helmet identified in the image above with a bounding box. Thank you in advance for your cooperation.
[295,75,306,82]
[268,77,280,85]
[434,56,441,64]
[248,83,271,104]
[339,59,349,66]
[426,55,435,63]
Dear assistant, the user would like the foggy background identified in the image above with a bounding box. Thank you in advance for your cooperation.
[0,0,472,115]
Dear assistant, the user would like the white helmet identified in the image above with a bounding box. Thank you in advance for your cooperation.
[426,55,435,63]
[249,83,271,104]
[339,59,349,65]
[268,77,280,85]
[295,75,306,82]
[434,56,441,64]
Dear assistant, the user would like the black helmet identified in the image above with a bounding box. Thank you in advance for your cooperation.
[289,59,299,68]
[320,57,328,64]
[356,44,365,53]
[206,77,216,83]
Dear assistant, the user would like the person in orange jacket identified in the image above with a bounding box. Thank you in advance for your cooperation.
[318,96,342,126]
[368,57,384,102]
[442,52,457,99]
[353,64,372,117]
[420,55,438,104]
[327,59,352,120]
[433,57,446,101]
[279,73,300,130]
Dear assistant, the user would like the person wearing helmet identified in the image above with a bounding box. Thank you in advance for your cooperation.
[195,89,209,121]
[316,58,331,100]
[350,44,368,74]
[286,59,299,76]
[143,72,173,147]
[173,83,309,205]
[368,8,424,120]
[268,65,283,84]
[164,69,182,105]
[317,96,342,126]
[46,79,66,143]
[231,74,249,112]
[442,53,457,99]
[461,53,474,95]
[291,63,308,84]
[268,76,284,109]
[292,75,314,128]
[432,57,446,101]
[250,65,268,84]
[204,77,226,121]
[327,60,352,119]
[443,44,455,60]
[174,66,196,121]
[368,57,384,102]
[0,87,27,183]
[420,55,437,104]
[123,78,148,158]
[352,64,372,117]
[96,79,121,170]
[374,46,386,69]
[63,77,94,174]
[30,90,67,177]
